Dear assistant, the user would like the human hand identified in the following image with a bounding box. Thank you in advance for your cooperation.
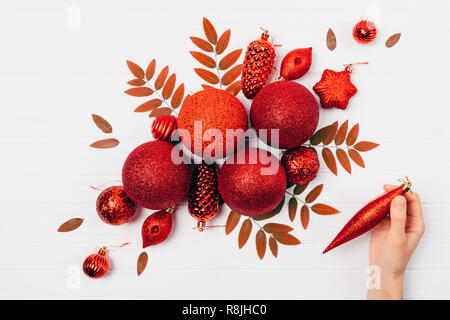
[367,185,425,300]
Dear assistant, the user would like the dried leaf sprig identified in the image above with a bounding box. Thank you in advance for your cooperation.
[225,209,301,260]
[190,17,243,96]
[90,114,119,149]
[125,60,185,118]
[305,120,379,175]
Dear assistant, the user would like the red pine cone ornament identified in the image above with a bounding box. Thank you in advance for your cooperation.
[82,247,109,279]
[141,208,174,248]
[281,147,320,185]
[353,20,377,44]
[151,115,177,142]
[241,30,276,99]
[96,186,136,225]
[188,162,220,230]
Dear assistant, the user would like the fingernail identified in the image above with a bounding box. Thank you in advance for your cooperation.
[393,196,406,209]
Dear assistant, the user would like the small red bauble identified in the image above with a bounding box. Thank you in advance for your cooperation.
[218,147,287,217]
[152,115,177,142]
[82,247,109,279]
[280,47,312,80]
[281,147,320,185]
[96,186,136,225]
[141,208,174,248]
[313,69,357,110]
[353,20,377,44]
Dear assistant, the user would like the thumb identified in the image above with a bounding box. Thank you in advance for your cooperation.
[389,196,407,238]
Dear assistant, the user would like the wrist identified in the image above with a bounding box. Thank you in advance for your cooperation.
[367,271,404,300]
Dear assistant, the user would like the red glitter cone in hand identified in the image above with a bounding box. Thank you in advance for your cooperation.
[323,177,412,254]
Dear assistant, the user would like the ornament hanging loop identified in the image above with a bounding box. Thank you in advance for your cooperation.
[343,61,369,73]
[398,176,412,192]
[90,180,122,191]
[166,206,176,215]
[193,221,225,232]
[260,27,269,40]
[95,242,130,255]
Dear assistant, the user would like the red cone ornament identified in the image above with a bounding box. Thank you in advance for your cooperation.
[280,47,312,80]
[96,186,136,225]
[141,208,174,248]
[82,247,109,279]
[323,177,412,254]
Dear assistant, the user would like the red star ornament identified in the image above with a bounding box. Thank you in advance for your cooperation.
[313,69,358,110]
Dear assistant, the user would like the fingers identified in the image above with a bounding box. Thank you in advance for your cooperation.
[389,196,407,239]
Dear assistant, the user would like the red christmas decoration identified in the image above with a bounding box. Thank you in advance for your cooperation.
[280,47,312,80]
[83,247,109,279]
[353,20,377,44]
[151,115,177,142]
[241,29,276,99]
[281,147,320,185]
[313,63,367,110]
[96,186,136,225]
[323,177,412,253]
[142,208,174,248]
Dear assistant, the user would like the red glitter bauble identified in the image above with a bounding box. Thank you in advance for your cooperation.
[280,47,312,80]
[177,88,248,159]
[96,186,136,225]
[218,147,287,217]
[313,69,357,110]
[141,209,173,248]
[122,140,192,210]
[151,115,177,142]
[353,20,377,44]
[281,147,320,185]
[250,81,319,149]
[82,247,108,279]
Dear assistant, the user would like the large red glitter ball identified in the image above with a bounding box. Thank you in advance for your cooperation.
[250,81,319,149]
[281,147,320,185]
[96,186,136,225]
[122,140,192,210]
[218,147,287,217]
[142,210,173,247]
[177,88,248,159]
[83,251,108,279]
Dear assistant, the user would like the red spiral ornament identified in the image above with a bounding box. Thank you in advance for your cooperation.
[353,20,377,44]
[82,247,109,279]
[151,115,177,141]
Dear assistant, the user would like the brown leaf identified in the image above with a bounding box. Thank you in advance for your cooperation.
[322,148,337,175]
[127,79,146,86]
[190,36,214,52]
[288,197,297,222]
[190,51,216,68]
[327,28,336,51]
[311,203,340,215]
[134,99,162,112]
[219,49,242,70]
[221,64,243,85]
[346,123,359,146]
[90,138,119,149]
[125,87,154,97]
[253,197,285,221]
[305,184,323,203]
[238,218,252,249]
[216,29,230,55]
[203,17,217,44]
[336,148,351,174]
[225,210,241,235]
[269,237,278,257]
[145,59,156,81]
[92,114,112,133]
[255,229,266,260]
[294,183,308,195]
[354,141,379,152]
[154,66,169,90]
[335,120,348,145]
[149,107,172,118]
[194,68,219,84]
[226,80,241,96]
[263,223,293,234]
[201,84,216,90]
[162,73,176,100]
[301,205,309,229]
[386,33,401,48]
[348,149,365,168]
[171,84,184,109]
[126,60,144,79]
[309,125,330,145]
[137,251,148,276]
[273,232,301,245]
[323,121,339,145]
[57,218,83,232]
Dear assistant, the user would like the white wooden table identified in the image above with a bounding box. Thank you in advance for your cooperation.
[1,0,449,299]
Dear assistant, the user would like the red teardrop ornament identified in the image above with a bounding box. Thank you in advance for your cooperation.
[141,208,174,248]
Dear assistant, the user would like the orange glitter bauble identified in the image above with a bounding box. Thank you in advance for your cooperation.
[177,89,248,159]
